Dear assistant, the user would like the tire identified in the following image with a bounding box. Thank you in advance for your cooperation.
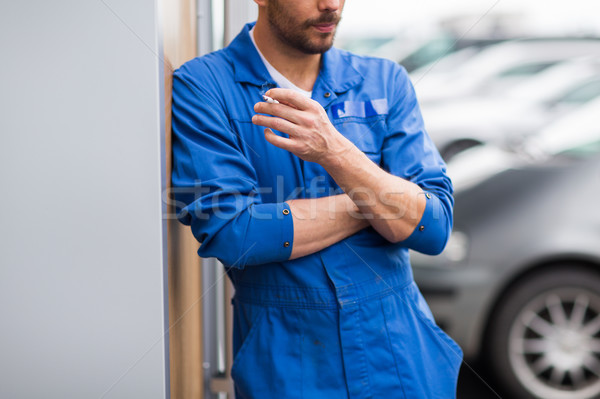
[487,266,600,399]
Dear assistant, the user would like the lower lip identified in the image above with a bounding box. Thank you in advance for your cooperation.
[313,23,336,33]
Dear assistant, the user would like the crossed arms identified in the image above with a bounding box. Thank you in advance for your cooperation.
[171,67,452,268]
[253,89,427,259]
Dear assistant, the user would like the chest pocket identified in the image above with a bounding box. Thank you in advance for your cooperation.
[330,99,388,163]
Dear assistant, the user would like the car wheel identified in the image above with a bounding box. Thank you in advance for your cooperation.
[487,266,600,399]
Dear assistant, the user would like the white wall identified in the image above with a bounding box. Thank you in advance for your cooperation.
[0,1,169,398]
[224,0,257,44]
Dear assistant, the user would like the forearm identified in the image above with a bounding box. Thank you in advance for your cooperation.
[322,141,426,243]
[286,194,369,259]
[251,88,428,245]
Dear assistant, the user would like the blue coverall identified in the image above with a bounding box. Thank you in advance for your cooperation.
[171,22,463,399]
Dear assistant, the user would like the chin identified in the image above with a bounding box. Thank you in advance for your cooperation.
[307,37,335,53]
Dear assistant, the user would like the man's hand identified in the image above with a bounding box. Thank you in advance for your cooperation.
[252,88,426,245]
[252,88,352,165]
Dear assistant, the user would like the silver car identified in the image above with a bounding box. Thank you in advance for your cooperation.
[412,98,600,398]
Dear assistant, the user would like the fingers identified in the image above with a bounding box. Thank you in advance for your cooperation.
[253,101,304,125]
[265,88,314,110]
[252,113,299,137]
[253,88,321,136]
[264,128,296,151]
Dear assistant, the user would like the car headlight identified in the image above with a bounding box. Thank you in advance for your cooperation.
[443,230,469,263]
[410,230,469,268]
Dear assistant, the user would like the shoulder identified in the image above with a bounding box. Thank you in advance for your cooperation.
[329,47,413,108]
[171,49,236,107]
[173,49,233,90]
[334,47,409,83]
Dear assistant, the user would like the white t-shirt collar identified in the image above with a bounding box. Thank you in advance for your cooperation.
[249,26,313,98]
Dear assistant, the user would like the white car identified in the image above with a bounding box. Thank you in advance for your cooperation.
[412,39,600,104]
[421,56,600,160]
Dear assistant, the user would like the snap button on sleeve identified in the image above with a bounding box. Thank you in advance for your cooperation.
[324,92,331,98]
[419,225,425,232]
[284,241,290,248]
[282,209,290,215]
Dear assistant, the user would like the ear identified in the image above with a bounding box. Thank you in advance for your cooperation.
[254,0,267,7]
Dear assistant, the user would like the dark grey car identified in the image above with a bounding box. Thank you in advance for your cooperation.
[412,100,600,398]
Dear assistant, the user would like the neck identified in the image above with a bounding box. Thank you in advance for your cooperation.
[252,19,322,92]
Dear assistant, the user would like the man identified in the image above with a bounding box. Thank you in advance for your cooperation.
[171,0,463,397]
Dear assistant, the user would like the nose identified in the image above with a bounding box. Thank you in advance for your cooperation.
[318,0,341,12]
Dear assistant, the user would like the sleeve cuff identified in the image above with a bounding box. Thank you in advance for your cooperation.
[243,201,294,266]
[400,192,450,255]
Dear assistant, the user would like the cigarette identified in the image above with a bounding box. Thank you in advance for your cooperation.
[262,95,279,104]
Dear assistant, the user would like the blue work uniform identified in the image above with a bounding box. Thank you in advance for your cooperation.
[171,22,463,399]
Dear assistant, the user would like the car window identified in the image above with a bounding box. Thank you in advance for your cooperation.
[555,78,600,104]
[497,61,558,77]
[400,35,456,72]
[560,140,600,157]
